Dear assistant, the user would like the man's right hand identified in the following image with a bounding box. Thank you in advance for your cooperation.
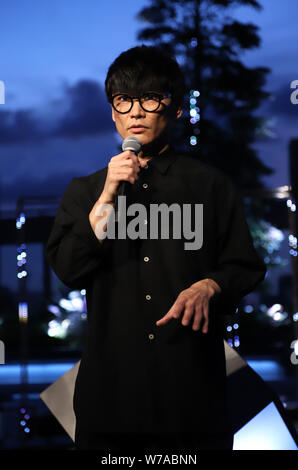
[101,150,148,202]
[89,150,148,238]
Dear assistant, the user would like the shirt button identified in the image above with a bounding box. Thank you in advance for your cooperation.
[146,294,151,300]
[142,183,148,189]
[148,333,154,340]
[144,219,148,225]
[144,256,150,262]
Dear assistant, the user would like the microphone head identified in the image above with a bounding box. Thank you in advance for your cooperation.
[122,136,142,154]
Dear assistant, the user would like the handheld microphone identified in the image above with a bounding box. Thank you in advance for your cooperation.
[115,136,142,221]
[118,136,142,196]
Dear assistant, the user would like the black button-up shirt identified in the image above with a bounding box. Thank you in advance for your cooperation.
[46,148,267,436]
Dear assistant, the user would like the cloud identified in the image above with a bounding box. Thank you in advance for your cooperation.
[0,133,119,213]
[50,79,113,138]
[0,108,46,144]
[3,170,78,202]
[1,169,93,216]
[0,79,114,145]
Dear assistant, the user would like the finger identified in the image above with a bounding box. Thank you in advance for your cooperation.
[155,312,172,326]
[170,299,184,319]
[123,150,140,164]
[111,152,139,167]
[115,159,140,172]
[138,158,149,167]
[192,307,203,331]
[156,301,184,326]
[181,304,195,326]
[120,159,141,175]
[116,166,140,180]
[201,302,209,334]
[115,170,138,184]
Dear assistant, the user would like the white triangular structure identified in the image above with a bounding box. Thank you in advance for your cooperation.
[40,361,80,442]
[40,341,297,449]
[40,341,246,442]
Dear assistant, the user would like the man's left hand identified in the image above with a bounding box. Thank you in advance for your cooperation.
[155,279,221,334]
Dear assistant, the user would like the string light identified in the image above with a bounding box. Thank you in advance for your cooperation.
[226,318,240,349]
[286,200,297,264]
[244,304,254,313]
[286,199,297,258]
[19,407,30,435]
[16,213,26,230]
[18,302,28,324]
[17,212,29,324]
[16,212,28,282]
[288,230,298,257]
[17,271,28,279]
[47,290,87,339]
[190,136,197,146]
[189,90,200,144]
[16,207,31,439]
[286,197,298,367]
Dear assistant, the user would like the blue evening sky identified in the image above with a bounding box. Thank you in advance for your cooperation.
[0,0,297,215]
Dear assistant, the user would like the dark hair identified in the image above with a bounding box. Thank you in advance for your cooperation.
[105,45,185,108]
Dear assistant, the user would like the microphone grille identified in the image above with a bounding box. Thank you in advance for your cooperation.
[122,136,142,154]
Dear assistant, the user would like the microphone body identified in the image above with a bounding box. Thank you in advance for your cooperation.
[115,136,142,219]
[118,136,142,197]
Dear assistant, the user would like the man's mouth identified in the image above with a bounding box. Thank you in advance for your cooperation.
[128,125,148,133]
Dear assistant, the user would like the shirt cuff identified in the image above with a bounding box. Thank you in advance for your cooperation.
[72,212,108,256]
[205,272,239,315]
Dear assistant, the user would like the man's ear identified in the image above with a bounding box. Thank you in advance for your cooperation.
[111,105,116,123]
[176,107,183,119]
[168,105,183,120]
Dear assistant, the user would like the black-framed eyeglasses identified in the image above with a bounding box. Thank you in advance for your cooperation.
[111,92,172,114]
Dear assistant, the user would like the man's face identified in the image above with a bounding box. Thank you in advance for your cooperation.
[111,92,182,147]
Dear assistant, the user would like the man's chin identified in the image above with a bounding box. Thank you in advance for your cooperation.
[127,135,154,147]
[124,131,168,153]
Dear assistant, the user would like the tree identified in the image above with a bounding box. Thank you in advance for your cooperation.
[136,1,294,356]
[136,0,273,191]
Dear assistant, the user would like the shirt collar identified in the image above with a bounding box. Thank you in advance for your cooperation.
[146,146,177,174]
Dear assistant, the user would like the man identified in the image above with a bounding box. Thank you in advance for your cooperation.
[46,45,267,452]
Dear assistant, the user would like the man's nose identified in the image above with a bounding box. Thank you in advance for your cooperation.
[130,99,146,117]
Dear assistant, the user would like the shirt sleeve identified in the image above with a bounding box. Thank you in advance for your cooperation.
[46,177,107,290]
[206,172,267,315]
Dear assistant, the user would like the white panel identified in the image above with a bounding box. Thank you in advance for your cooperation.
[234,402,297,450]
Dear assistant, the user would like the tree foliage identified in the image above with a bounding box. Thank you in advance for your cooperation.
[136,0,273,190]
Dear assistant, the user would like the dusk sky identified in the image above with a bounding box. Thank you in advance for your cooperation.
[0,0,298,216]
